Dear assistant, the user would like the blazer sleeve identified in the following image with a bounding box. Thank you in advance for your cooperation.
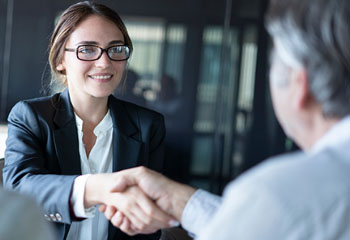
[3,101,77,224]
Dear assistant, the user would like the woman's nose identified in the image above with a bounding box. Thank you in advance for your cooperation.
[95,51,111,67]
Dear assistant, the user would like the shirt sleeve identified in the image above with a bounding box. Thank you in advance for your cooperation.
[181,189,222,236]
[70,174,95,218]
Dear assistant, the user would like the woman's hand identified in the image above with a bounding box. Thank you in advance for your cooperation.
[84,173,176,235]
[105,186,173,234]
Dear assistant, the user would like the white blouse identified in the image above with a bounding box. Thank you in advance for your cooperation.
[67,110,113,240]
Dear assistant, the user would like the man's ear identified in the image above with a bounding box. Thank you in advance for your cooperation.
[293,69,312,110]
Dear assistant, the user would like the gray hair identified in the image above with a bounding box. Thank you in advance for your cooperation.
[265,0,350,118]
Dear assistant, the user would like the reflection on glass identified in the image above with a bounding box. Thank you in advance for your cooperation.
[125,20,165,91]
[238,26,257,113]
[124,20,186,102]
[191,25,258,187]
[194,26,239,133]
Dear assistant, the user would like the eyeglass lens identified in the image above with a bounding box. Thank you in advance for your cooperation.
[77,45,130,61]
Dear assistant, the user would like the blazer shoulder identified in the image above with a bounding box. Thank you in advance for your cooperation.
[110,96,164,121]
[23,93,60,109]
[12,94,59,111]
[8,93,61,124]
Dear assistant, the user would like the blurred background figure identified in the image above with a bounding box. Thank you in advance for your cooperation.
[148,74,182,129]
[147,74,186,181]
[115,69,146,107]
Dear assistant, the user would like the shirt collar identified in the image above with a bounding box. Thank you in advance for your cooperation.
[74,110,113,135]
[310,115,350,154]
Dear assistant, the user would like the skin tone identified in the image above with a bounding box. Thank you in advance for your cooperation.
[57,15,126,157]
[85,173,177,233]
[269,47,340,150]
[56,14,176,233]
[99,42,341,236]
[99,167,195,235]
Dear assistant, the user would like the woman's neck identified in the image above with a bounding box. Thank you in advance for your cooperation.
[70,92,109,127]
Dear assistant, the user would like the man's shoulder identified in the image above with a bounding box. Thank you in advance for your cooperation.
[230,151,305,188]
[226,147,350,206]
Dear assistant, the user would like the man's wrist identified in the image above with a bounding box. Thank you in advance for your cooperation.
[170,182,196,221]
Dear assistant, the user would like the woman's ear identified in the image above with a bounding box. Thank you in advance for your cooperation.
[56,63,65,71]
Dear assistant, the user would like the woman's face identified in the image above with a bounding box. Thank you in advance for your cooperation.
[57,15,127,100]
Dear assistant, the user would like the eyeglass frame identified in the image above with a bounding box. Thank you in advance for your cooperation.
[64,44,131,61]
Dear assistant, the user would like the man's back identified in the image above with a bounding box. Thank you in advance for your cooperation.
[198,117,350,240]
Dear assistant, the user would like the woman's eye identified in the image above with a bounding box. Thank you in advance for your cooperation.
[110,46,123,54]
[79,46,96,54]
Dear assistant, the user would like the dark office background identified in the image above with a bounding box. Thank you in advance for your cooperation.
[0,0,293,194]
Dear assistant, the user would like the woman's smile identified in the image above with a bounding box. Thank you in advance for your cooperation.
[89,73,114,83]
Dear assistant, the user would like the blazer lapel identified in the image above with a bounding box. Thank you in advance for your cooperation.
[53,89,81,175]
[108,96,143,172]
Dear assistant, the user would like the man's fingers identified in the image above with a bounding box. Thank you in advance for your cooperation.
[109,166,154,192]
[109,169,139,192]
[136,191,176,229]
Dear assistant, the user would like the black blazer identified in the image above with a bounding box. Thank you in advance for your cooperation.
[3,89,165,240]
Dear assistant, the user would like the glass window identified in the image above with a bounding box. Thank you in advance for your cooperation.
[124,20,187,102]
[194,26,239,132]
[190,24,258,190]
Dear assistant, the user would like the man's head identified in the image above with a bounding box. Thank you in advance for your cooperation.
[265,0,350,149]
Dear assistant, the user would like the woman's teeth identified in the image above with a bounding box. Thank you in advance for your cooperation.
[91,75,112,79]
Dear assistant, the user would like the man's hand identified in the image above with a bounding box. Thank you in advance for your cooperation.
[119,167,196,221]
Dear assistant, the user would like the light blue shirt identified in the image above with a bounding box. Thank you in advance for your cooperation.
[182,116,350,240]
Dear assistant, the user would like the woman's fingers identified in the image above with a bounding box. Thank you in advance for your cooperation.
[103,184,178,234]
[109,210,137,236]
[103,205,117,221]
[120,218,138,236]
[111,211,124,227]
[114,186,171,233]
[98,204,107,212]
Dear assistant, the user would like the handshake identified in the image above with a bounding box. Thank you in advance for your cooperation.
[84,167,196,235]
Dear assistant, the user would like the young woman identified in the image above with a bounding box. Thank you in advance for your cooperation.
[3,1,171,239]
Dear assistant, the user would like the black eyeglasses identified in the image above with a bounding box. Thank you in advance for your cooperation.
[65,45,131,61]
